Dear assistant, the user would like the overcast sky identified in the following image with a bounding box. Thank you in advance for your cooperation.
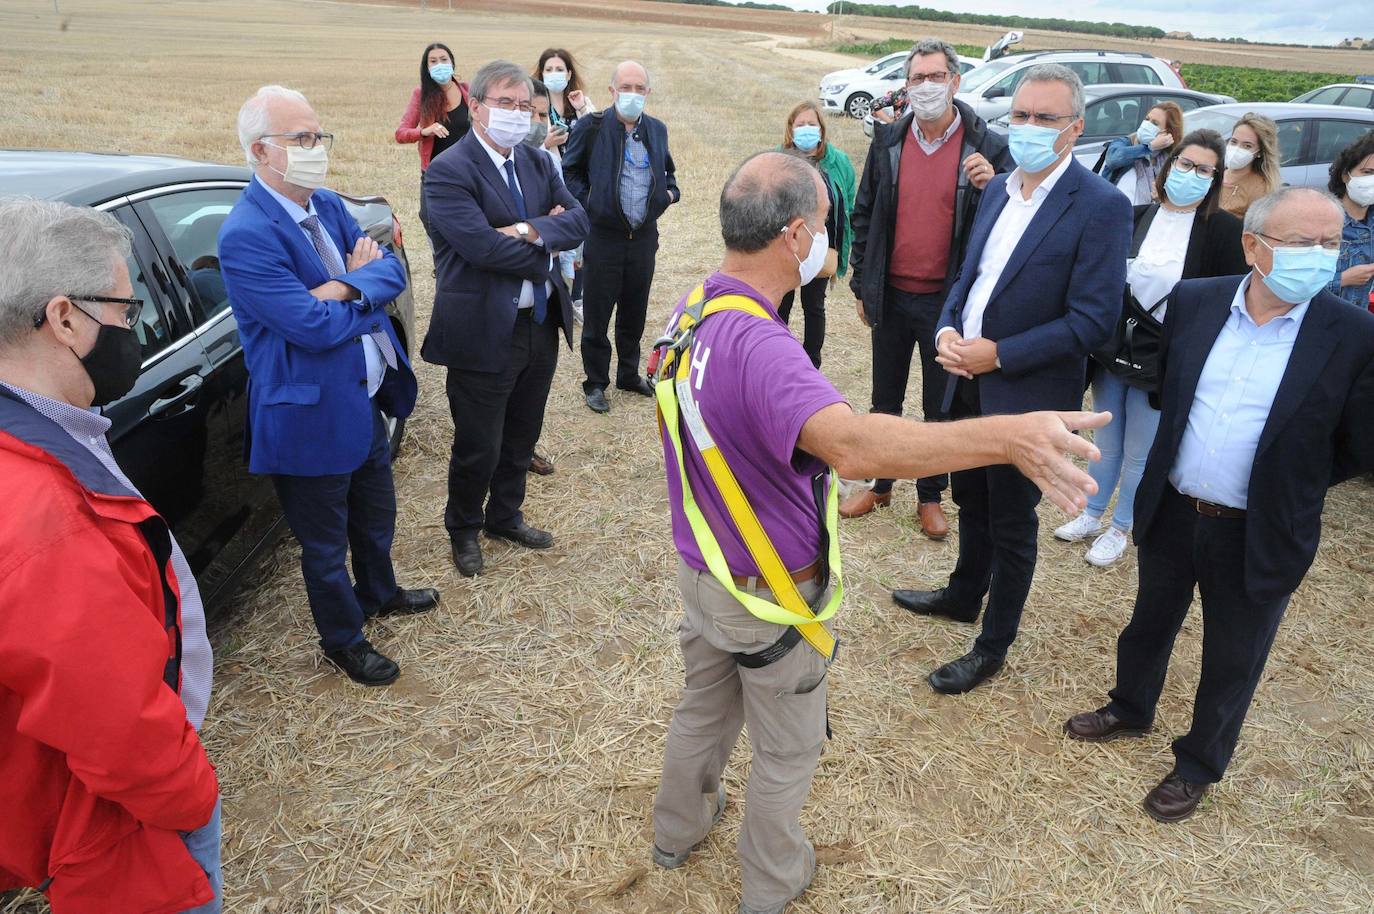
[799,1,1368,46]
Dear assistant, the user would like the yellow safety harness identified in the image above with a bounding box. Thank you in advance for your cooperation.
[654,284,842,664]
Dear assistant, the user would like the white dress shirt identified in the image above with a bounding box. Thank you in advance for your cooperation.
[940,150,1075,343]
[1127,206,1195,319]
[473,130,553,309]
[257,178,385,397]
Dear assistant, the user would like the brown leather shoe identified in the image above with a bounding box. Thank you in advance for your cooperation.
[1143,770,1209,823]
[917,501,949,539]
[840,488,890,518]
[1064,708,1150,742]
[529,452,555,476]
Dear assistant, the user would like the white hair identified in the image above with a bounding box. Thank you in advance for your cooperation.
[0,198,132,350]
[1243,185,1343,235]
[237,84,310,166]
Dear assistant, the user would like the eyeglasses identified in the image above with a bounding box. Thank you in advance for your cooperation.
[482,96,533,113]
[1007,110,1077,127]
[1257,232,1342,253]
[33,294,145,330]
[906,70,953,86]
[260,132,334,150]
[1172,156,1218,179]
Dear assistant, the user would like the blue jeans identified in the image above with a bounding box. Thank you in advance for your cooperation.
[179,797,223,913]
[1086,371,1162,531]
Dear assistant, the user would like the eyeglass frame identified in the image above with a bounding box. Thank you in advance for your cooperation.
[1006,110,1079,128]
[259,131,334,150]
[33,294,146,330]
[1171,155,1219,179]
[479,94,534,113]
[905,68,955,86]
[1255,231,1342,253]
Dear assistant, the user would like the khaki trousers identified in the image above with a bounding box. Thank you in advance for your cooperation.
[652,561,831,909]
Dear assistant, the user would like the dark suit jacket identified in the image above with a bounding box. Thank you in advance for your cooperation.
[1135,276,1374,603]
[937,157,1132,414]
[561,110,679,233]
[1130,203,1248,286]
[421,131,589,373]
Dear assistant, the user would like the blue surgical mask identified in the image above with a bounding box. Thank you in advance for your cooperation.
[1008,123,1071,174]
[544,71,569,93]
[1135,120,1160,145]
[429,63,454,85]
[1164,168,1212,208]
[615,91,646,120]
[1256,237,1340,305]
[792,125,822,151]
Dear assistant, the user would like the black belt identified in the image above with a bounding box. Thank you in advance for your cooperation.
[1185,495,1246,519]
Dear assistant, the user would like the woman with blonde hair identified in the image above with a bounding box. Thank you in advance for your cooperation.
[1101,101,1185,205]
[1220,112,1281,217]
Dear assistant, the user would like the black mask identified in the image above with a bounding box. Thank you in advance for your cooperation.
[71,308,143,406]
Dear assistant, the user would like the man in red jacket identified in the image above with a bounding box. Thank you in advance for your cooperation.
[0,199,221,913]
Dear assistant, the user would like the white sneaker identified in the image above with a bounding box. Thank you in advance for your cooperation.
[1085,527,1130,567]
[572,299,584,325]
[1054,512,1105,542]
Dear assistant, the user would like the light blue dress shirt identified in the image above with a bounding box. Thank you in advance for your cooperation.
[1169,276,1309,509]
[256,178,385,397]
[619,125,652,229]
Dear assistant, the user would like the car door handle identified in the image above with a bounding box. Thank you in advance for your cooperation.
[148,373,204,418]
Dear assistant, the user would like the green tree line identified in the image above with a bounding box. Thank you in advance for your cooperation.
[826,3,1166,40]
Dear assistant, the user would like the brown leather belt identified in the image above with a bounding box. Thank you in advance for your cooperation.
[1184,495,1246,519]
[732,559,823,590]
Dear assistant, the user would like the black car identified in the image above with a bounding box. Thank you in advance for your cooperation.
[0,150,417,610]
[987,84,1236,145]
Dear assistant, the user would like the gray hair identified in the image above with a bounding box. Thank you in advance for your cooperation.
[719,151,819,253]
[611,60,651,88]
[1243,185,1344,235]
[906,38,959,77]
[0,198,132,350]
[1016,64,1085,119]
[237,85,310,166]
[471,60,533,102]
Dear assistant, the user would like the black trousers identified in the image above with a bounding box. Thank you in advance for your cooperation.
[944,378,1043,661]
[580,224,659,392]
[778,275,827,369]
[871,286,949,501]
[1107,486,1291,784]
[444,310,559,537]
[272,406,399,652]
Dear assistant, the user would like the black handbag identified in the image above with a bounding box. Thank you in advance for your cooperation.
[1091,205,1170,392]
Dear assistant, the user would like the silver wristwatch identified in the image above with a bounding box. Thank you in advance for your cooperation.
[515,221,531,240]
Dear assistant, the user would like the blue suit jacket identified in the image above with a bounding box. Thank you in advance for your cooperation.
[217,179,416,476]
[421,131,590,373]
[937,158,1131,414]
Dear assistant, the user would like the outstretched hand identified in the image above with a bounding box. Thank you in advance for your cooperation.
[1006,411,1111,515]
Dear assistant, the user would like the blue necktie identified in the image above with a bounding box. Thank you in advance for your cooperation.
[301,215,397,368]
[503,159,548,323]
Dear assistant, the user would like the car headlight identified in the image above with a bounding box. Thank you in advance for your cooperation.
[822,82,848,95]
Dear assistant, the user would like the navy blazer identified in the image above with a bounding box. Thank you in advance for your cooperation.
[561,110,679,233]
[937,158,1131,414]
[1135,276,1374,604]
[421,131,590,373]
[218,180,415,476]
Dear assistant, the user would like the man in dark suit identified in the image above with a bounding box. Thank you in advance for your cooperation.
[890,65,1131,695]
[219,85,439,687]
[422,60,589,577]
[561,60,680,414]
[1065,186,1374,822]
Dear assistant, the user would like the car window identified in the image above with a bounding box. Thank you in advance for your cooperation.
[1064,62,1109,86]
[1342,87,1374,109]
[865,53,904,75]
[961,59,1014,93]
[1307,87,1347,105]
[1158,94,1205,111]
[880,64,904,81]
[1116,64,1163,86]
[141,188,241,324]
[1274,120,1307,165]
[989,66,1027,96]
[1314,119,1374,164]
[124,249,174,361]
[1085,96,1142,138]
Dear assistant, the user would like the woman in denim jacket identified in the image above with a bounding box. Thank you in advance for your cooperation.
[1327,130,1374,310]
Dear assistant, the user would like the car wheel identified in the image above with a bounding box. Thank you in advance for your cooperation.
[384,413,406,456]
[846,93,873,119]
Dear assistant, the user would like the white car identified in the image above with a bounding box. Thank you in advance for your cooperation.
[821,52,979,119]
[956,49,1185,122]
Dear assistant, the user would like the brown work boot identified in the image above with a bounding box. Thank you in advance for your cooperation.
[840,488,890,518]
[1143,770,1209,823]
[917,501,949,539]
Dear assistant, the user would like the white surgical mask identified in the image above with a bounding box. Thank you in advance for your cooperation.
[484,105,532,149]
[908,80,951,122]
[1346,174,1374,207]
[266,142,329,191]
[543,71,569,93]
[789,222,829,286]
[1225,145,1255,171]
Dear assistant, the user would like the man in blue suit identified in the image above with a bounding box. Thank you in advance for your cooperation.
[891,65,1131,694]
[421,61,589,577]
[218,85,439,687]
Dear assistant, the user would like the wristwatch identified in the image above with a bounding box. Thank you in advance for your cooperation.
[515,222,531,240]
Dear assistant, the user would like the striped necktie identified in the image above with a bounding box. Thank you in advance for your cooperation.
[301,214,398,369]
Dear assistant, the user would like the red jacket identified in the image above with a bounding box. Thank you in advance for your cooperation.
[0,391,218,914]
[395,83,470,171]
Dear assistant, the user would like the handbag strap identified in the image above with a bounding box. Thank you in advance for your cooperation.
[1125,204,1170,315]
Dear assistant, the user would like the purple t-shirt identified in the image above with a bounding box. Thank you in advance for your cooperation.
[660,272,848,575]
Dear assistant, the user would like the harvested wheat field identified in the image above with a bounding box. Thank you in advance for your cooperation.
[2,0,1373,912]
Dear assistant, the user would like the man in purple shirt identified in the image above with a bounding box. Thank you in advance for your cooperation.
[650,151,1111,914]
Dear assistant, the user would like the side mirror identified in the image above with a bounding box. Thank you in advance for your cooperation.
[984,86,1006,99]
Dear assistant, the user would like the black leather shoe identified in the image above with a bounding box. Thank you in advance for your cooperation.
[616,376,656,397]
[452,535,483,577]
[1143,770,1209,823]
[485,520,554,549]
[324,639,400,686]
[1064,707,1150,742]
[928,650,1004,694]
[585,387,610,414]
[373,587,440,619]
[892,588,980,624]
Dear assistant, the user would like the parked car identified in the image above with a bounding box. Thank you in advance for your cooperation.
[0,150,416,610]
[1072,103,1374,187]
[821,51,978,119]
[985,84,1236,143]
[1290,83,1374,111]
[956,49,1185,121]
